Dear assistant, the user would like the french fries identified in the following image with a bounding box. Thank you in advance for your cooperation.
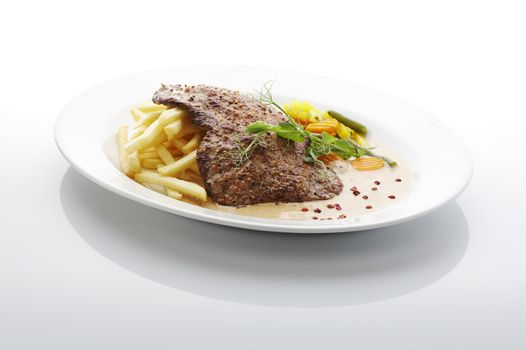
[166,188,183,200]
[172,138,189,154]
[128,151,141,173]
[170,148,183,156]
[158,150,197,176]
[175,122,201,138]
[117,101,207,203]
[134,171,206,201]
[155,144,175,165]
[136,110,163,127]
[189,163,200,174]
[130,109,144,122]
[124,108,183,154]
[137,101,167,113]
[182,133,203,153]
[142,158,163,169]
[138,151,159,159]
[149,132,168,148]
[117,126,133,177]
[131,125,147,139]
[180,170,203,185]
[164,119,183,135]
[143,183,167,195]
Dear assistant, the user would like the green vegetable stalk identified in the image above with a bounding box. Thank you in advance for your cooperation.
[327,110,368,135]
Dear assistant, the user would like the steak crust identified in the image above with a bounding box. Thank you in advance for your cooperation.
[153,84,343,206]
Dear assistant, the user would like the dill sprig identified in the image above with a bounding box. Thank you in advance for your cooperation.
[253,81,304,131]
[232,134,266,167]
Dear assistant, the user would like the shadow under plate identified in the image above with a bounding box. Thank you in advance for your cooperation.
[60,168,469,307]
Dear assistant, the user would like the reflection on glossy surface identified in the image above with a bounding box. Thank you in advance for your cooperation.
[60,168,469,307]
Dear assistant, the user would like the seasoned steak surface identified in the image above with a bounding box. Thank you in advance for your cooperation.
[153,84,343,206]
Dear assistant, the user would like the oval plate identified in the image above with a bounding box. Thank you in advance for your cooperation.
[55,66,472,233]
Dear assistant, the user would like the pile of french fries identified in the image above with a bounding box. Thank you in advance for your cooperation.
[117,101,207,202]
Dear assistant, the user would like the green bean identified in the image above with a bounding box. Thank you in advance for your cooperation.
[327,110,367,135]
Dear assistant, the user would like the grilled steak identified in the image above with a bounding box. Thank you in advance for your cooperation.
[153,84,343,206]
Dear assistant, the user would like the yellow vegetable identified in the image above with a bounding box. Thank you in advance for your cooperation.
[283,101,322,124]
[336,123,352,139]
[352,132,368,146]
[320,111,332,120]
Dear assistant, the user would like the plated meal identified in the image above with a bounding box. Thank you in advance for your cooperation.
[55,66,472,233]
[116,82,411,221]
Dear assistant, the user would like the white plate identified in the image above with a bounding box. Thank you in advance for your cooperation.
[55,66,472,233]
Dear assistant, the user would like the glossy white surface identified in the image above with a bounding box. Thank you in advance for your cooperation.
[2,1,526,349]
[55,66,472,232]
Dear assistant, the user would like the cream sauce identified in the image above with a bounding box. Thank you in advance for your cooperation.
[203,145,412,221]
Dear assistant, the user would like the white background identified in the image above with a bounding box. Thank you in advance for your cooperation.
[1,0,525,349]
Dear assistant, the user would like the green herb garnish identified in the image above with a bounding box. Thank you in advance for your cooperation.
[228,134,267,167]
[246,82,397,166]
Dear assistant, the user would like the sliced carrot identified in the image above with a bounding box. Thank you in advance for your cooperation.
[351,157,385,171]
[319,155,331,164]
[319,152,341,164]
[306,120,339,134]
